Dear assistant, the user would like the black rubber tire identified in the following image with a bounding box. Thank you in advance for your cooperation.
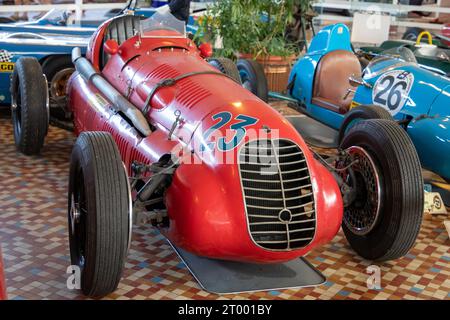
[68,132,130,298]
[340,120,424,261]
[237,59,269,102]
[402,27,425,41]
[338,105,393,143]
[208,58,242,84]
[10,57,48,155]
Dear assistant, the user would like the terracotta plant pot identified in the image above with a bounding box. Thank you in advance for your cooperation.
[240,54,296,94]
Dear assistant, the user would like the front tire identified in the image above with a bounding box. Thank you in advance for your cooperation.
[339,119,424,261]
[338,105,393,143]
[68,132,131,298]
[10,57,48,155]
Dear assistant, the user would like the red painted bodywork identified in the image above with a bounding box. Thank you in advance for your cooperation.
[0,249,6,300]
[67,17,343,263]
[443,24,450,46]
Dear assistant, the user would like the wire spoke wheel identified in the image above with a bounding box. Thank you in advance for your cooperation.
[49,67,74,99]
[339,119,423,261]
[337,146,381,236]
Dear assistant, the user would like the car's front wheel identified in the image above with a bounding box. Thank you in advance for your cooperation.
[338,119,424,261]
[338,105,393,143]
[68,132,131,298]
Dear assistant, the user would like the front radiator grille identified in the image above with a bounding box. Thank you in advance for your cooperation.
[238,139,316,250]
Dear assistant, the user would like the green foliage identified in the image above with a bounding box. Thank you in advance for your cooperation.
[196,0,311,59]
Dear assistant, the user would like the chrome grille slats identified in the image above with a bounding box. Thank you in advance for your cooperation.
[238,139,316,251]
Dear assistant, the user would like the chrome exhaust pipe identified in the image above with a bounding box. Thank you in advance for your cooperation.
[71,47,152,137]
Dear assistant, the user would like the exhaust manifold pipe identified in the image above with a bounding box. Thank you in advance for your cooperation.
[71,47,152,137]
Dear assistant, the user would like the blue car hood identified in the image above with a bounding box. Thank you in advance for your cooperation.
[363,58,450,117]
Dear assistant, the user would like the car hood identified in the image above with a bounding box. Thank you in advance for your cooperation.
[429,83,450,118]
[364,60,450,117]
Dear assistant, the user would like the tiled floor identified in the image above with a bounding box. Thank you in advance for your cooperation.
[0,107,449,300]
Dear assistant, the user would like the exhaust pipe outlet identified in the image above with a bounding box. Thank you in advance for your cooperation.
[71,47,152,137]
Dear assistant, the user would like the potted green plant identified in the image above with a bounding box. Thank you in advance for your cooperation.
[196,0,313,93]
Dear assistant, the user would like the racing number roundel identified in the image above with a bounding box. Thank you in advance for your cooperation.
[372,70,414,116]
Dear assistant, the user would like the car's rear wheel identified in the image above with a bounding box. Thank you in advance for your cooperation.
[338,105,393,143]
[237,59,269,102]
[338,119,423,261]
[68,132,131,298]
[208,58,242,84]
[10,57,48,155]
[41,55,74,101]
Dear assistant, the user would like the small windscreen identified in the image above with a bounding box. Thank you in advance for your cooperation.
[140,12,186,39]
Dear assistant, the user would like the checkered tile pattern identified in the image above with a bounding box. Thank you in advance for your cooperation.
[0,50,13,63]
[0,106,449,300]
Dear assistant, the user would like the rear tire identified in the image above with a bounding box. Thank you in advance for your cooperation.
[339,119,424,261]
[41,55,74,100]
[208,58,242,84]
[237,59,269,102]
[338,105,393,143]
[10,57,48,155]
[68,132,131,298]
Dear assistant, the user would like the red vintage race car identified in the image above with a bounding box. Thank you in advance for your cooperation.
[10,12,424,298]
[0,249,6,300]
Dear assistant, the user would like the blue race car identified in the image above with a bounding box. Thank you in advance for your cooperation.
[0,22,90,107]
[239,23,450,183]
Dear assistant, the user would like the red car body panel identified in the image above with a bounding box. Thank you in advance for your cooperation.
[67,18,343,263]
[0,249,6,300]
[443,24,450,46]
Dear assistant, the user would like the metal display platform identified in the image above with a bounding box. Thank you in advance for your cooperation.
[169,242,326,295]
[284,115,339,149]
